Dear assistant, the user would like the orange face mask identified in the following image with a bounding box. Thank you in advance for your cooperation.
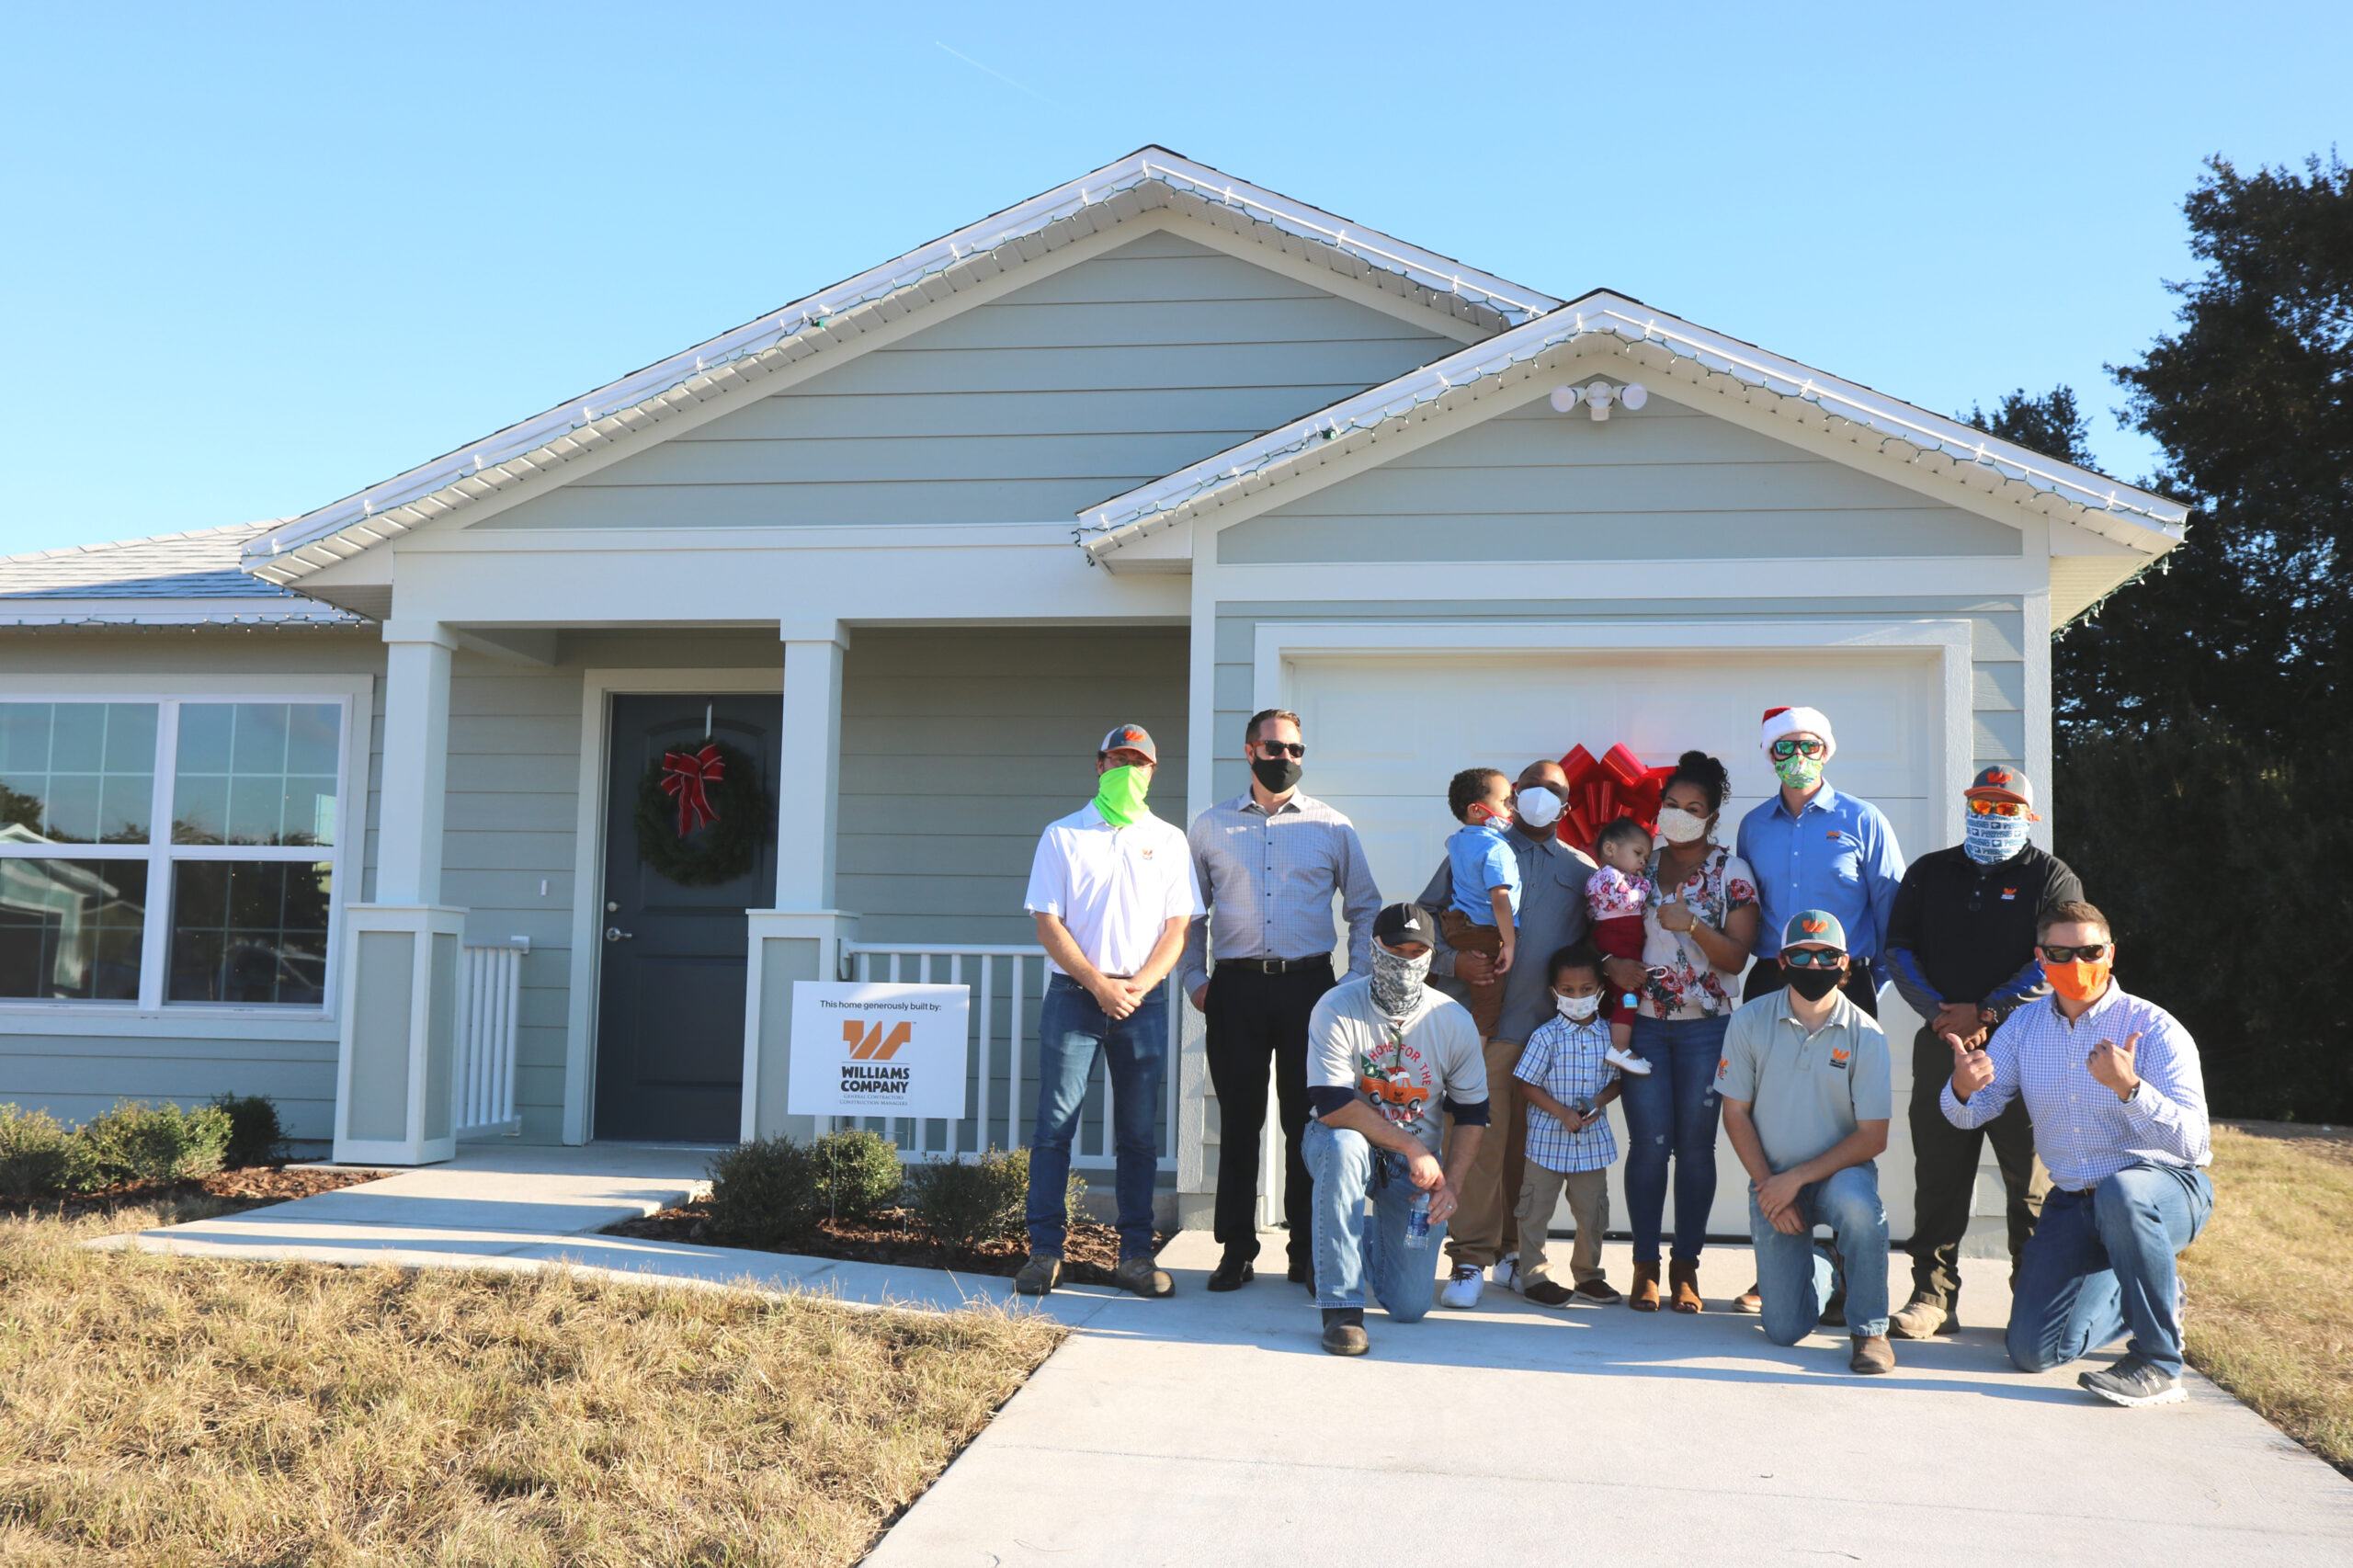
[2044,960,2111,1003]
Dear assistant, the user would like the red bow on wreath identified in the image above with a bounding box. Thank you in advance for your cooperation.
[660,744,726,838]
[1556,743,1676,854]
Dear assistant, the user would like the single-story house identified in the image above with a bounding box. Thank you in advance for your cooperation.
[0,147,2183,1238]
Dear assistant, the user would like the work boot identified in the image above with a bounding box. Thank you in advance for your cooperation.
[1014,1252,1061,1297]
[1850,1335,1896,1375]
[1668,1258,1703,1313]
[1321,1307,1369,1357]
[1112,1256,1174,1298]
[1206,1251,1255,1292]
[1889,1295,1957,1339]
[1629,1261,1662,1312]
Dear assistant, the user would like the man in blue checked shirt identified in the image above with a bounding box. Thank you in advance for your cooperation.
[1735,706,1905,1017]
[1945,898,2213,1408]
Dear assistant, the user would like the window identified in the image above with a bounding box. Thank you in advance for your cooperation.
[0,697,349,1009]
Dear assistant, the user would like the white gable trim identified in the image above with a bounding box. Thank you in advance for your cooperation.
[1081,293,2188,565]
[248,149,1556,587]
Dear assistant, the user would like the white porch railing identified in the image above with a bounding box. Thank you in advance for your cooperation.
[452,941,525,1138]
[837,941,1179,1173]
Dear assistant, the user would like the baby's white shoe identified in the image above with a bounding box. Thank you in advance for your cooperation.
[1605,1045,1654,1075]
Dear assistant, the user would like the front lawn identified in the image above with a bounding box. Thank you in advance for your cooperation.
[0,1208,1063,1566]
[2183,1124,2353,1477]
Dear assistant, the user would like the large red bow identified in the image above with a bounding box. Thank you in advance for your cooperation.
[1556,743,1675,854]
[661,744,725,837]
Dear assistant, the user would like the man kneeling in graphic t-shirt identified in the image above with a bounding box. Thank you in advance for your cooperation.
[1302,902,1490,1358]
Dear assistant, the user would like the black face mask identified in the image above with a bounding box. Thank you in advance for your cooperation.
[1251,756,1302,793]
[1786,966,1843,1002]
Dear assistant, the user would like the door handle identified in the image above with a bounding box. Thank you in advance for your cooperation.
[605,926,633,942]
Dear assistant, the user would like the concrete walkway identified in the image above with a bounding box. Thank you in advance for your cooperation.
[104,1152,2353,1565]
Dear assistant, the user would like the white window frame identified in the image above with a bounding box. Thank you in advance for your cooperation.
[0,673,371,1023]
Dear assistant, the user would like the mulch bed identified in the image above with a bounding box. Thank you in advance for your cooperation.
[3,1164,387,1223]
[604,1199,1164,1287]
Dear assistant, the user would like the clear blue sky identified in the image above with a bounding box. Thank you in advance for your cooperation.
[3,2,2346,557]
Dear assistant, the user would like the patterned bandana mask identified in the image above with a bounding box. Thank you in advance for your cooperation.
[1964,812,2030,865]
[1772,753,1825,790]
[1370,944,1432,1020]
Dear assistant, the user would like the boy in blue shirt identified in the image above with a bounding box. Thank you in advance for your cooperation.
[1441,767,1520,1042]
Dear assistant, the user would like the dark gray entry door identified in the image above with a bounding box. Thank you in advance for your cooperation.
[595,693,779,1142]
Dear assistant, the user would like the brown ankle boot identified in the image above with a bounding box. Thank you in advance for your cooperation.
[1629,1261,1661,1312]
[1668,1258,1703,1313]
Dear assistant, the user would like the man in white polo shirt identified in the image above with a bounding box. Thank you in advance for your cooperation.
[1017,722,1202,1299]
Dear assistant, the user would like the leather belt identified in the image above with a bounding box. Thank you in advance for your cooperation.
[1220,955,1333,975]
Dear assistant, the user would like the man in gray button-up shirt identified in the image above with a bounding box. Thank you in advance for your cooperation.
[1182,709,1381,1291]
[1418,757,1646,1304]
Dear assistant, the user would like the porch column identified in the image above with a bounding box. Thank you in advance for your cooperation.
[741,619,858,1142]
[333,620,466,1165]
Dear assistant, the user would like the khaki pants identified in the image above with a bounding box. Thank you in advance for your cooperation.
[1443,1036,1528,1269]
[1437,908,1506,1040]
[1514,1163,1610,1288]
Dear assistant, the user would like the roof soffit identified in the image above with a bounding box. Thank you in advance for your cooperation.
[246,149,1559,587]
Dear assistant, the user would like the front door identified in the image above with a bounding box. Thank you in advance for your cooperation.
[594,693,779,1142]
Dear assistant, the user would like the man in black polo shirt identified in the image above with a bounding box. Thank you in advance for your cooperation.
[1882,765,2084,1339]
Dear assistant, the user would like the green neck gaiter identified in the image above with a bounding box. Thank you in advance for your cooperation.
[1094,764,1151,826]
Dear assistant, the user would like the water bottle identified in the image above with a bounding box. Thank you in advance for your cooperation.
[1404,1188,1433,1249]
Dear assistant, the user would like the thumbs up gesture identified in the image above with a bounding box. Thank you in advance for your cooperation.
[2087,1030,2143,1102]
[1948,1030,1995,1101]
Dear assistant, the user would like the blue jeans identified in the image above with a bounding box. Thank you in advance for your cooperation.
[1303,1119,1448,1317]
[1747,1163,1891,1344]
[2007,1162,2212,1378]
[1026,974,1165,1260]
[1620,1014,1729,1263]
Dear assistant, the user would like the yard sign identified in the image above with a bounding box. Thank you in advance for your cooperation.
[786,981,971,1119]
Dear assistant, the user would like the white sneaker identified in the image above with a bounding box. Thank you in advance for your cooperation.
[1492,1252,1520,1293]
[1439,1264,1484,1310]
[1605,1045,1654,1075]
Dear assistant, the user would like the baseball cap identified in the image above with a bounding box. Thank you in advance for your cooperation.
[1098,723,1157,763]
[1373,903,1438,949]
[1780,909,1847,952]
[1964,764,2034,811]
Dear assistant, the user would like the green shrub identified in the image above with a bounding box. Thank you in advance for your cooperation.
[65,1100,233,1192]
[704,1129,903,1246]
[209,1093,291,1168]
[905,1148,1086,1251]
[808,1129,904,1221]
[0,1104,72,1201]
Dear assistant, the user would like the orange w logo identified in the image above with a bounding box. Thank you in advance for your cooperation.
[843,1020,912,1061]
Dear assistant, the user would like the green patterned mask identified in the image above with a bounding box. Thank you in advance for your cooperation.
[1773,753,1824,790]
[1094,764,1152,826]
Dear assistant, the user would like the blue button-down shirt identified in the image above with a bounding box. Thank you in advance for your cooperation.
[1940,983,2210,1189]
[1178,790,1381,996]
[1734,783,1905,978]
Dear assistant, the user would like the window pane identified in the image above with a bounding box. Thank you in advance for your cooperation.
[0,858,146,1000]
[0,703,157,845]
[168,860,331,1006]
[173,703,341,846]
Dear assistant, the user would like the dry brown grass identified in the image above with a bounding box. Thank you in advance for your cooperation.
[2182,1125,2353,1476]
[0,1208,1064,1565]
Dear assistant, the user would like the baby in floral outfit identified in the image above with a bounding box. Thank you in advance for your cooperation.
[1586,816,1655,1076]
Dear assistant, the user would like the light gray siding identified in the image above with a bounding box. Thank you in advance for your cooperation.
[838,627,1189,947]
[1210,597,2029,808]
[1218,390,2023,563]
[0,629,383,1145]
[479,231,1459,531]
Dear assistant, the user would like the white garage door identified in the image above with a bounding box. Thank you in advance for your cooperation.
[1287,646,1943,1243]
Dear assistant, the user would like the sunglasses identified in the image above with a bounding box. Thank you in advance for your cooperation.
[1769,738,1827,760]
[1254,741,1306,758]
[1967,798,2029,818]
[1779,948,1846,968]
[2040,943,2109,963]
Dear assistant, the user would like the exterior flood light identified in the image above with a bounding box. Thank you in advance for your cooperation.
[1550,381,1647,421]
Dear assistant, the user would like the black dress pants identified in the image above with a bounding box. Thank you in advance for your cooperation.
[1204,959,1334,1265]
[1906,1024,2043,1310]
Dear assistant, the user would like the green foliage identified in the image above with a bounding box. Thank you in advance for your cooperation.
[64,1100,233,1192]
[0,1104,73,1201]
[904,1148,1086,1251]
[704,1129,905,1246]
[1964,386,2096,470]
[208,1093,290,1168]
[2054,718,2353,1121]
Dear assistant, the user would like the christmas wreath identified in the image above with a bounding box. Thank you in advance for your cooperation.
[631,737,770,887]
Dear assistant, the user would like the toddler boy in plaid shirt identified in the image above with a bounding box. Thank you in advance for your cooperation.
[1512,942,1625,1305]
